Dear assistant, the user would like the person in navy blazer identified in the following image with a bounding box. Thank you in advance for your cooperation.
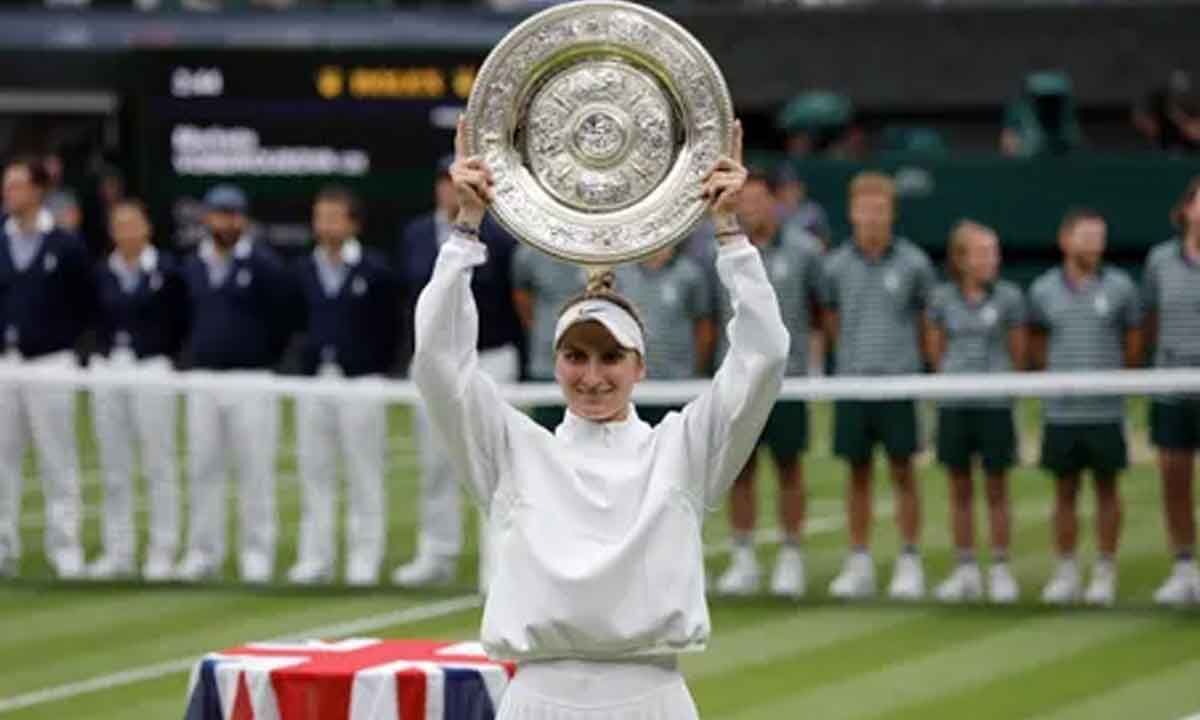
[87,198,190,582]
[392,155,522,592]
[175,184,297,584]
[0,156,93,580]
[289,186,398,586]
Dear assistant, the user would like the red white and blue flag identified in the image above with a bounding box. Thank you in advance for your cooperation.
[183,638,514,720]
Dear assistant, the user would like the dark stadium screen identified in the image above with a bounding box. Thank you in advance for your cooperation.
[135,50,485,254]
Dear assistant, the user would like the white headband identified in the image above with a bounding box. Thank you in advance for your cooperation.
[554,298,645,357]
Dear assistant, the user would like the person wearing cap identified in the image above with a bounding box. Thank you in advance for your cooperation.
[0,155,93,580]
[393,155,523,591]
[412,118,786,718]
[175,184,298,583]
[87,198,190,581]
[288,186,398,587]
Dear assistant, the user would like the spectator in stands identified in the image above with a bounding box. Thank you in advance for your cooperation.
[926,220,1026,604]
[1133,70,1200,154]
[1000,71,1084,157]
[88,198,189,581]
[776,90,861,160]
[612,241,716,426]
[821,171,936,601]
[1143,177,1200,606]
[713,168,822,599]
[176,184,296,583]
[1029,208,1142,606]
[0,155,92,579]
[289,186,398,587]
[393,155,521,591]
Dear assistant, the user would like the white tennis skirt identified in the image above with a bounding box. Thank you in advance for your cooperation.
[496,657,700,720]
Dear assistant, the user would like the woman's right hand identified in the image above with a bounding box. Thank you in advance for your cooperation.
[451,116,494,231]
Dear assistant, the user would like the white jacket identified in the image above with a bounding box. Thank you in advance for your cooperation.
[413,233,789,662]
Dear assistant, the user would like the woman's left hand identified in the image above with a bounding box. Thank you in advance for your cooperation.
[702,119,746,229]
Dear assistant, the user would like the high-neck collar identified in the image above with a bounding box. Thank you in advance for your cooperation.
[557,405,649,444]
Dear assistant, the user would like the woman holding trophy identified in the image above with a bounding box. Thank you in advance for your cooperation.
[413,105,786,716]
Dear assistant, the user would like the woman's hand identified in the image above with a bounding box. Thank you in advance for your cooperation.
[701,119,746,237]
[451,116,495,231]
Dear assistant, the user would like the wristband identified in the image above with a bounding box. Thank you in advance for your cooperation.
[451,222,480,237]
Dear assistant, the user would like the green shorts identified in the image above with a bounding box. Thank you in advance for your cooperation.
[759,400,809,461]
[530,405,565,432]
[936,406,1016,473]
[833,399,919,465]
[1150,399,1200,451]
[637,403,683,427]
[1040,423,1128,476]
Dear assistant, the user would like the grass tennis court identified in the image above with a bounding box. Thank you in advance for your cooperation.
[2,398,1199,719]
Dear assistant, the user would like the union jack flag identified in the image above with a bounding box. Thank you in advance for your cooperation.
[183,638,514,720]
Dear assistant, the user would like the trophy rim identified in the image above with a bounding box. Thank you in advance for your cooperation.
[464,0,734,266]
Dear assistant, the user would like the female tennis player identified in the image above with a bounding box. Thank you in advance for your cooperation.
[411,118,788,719]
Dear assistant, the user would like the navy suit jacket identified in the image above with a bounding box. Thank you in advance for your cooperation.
[396,212,523,364]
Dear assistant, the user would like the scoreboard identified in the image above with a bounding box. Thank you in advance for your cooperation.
[134,49,486,253]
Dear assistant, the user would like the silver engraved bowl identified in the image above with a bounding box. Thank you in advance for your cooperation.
[463,0,734,266]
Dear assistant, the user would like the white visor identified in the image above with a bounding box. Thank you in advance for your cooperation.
[553,299,645,357]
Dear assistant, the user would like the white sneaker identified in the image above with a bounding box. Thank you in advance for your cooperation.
[391,554,456,588]
[345,561,379,587]
[85,554,136,580]
[1041,558,1082,605]
[286,560,333,585]
[934,563,983,603]
[769,546,806,599]
[241,554,273,585]
[53,548,85,580]
[142,554,176,582]
[829,552,876,600]
[1083,561,1117,607]
[987,563,1020,604]
[888,554,926,601]
[715,545,761,596]
[1153,561,1200,607]
[175,553,221,582]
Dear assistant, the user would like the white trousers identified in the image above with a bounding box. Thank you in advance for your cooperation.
[183,373,280,576]
[0,351,84,570]
[412,344,519,578]
[497,659,699,720]
[294,373,386,577]
[90,353,180,565]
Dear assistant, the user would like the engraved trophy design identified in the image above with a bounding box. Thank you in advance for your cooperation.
[463,0,735,275]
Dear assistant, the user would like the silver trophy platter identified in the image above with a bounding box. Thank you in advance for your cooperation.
[463,0,734,266]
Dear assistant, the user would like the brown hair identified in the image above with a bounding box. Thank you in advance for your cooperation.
[556,268,646,347]
[946,219,994,284]
[4,155,50,189]
[1170,176,1200,232]
[1058,206,1105,237]
[314,184,364,224]
[848,171,895,202]
[111,197,150,219]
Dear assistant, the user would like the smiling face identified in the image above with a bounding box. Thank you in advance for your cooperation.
[554,320,645,423]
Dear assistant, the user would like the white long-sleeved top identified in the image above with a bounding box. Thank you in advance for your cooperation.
[413,233,789,662]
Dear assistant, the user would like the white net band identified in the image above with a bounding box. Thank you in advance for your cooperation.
[1,363,1197,405]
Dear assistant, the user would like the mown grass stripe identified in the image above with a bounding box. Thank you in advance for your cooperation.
[689,611,1014,717]
[875,615,1200,720]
